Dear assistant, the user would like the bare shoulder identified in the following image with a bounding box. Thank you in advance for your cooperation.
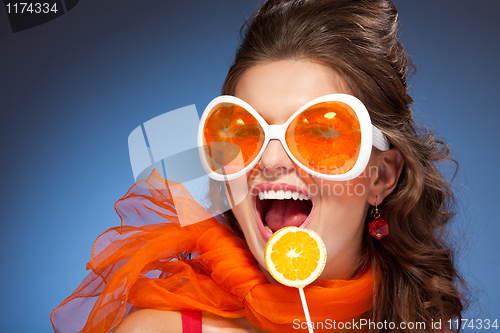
[114,309,181,333]
[202,312,267,333]
[113,309,265,333]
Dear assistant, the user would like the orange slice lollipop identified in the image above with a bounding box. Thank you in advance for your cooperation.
[265,227,327,288]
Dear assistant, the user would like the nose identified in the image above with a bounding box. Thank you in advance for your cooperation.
[258,139,295,178]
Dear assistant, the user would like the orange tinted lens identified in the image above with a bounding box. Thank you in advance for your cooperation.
[286,101,361,175]
[203,102,264,174]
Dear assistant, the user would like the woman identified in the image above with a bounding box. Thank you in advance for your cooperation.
[51,0,466,332]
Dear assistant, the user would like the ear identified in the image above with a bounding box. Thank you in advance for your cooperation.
[367,148,404,205]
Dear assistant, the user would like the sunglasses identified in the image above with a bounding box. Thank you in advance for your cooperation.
[198,93,389,181]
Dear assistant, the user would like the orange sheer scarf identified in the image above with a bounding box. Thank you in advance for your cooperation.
[51,170,375,333]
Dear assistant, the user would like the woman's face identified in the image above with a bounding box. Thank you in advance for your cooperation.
[229,60,377,281]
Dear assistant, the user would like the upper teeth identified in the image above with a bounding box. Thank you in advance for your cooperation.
[257,190,310,201]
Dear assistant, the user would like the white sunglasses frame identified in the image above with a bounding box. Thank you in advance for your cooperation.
[198,93,390,181]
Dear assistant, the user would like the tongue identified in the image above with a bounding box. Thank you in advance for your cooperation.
[264,200,311,232]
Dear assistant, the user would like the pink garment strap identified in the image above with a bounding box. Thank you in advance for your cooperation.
[181,311,202,333]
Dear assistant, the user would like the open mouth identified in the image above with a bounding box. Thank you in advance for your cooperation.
[253,184,314,241]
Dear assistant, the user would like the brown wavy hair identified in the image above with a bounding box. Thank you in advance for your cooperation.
[211,0,467,331]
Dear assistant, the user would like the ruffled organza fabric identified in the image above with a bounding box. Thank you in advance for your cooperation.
[51,170,376,333]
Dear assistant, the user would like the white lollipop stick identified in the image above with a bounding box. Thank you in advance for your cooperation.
[299,287,314,333]
[264,227,327,333]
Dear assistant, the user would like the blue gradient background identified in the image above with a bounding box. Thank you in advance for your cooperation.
[0,1,499,332]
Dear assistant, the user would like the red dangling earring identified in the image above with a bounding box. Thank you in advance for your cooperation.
[369,199,389,240]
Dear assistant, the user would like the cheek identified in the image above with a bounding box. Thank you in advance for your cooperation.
[223,173,255,230]
[223,166,264,212]
[224,177,250,208]
[311,169,372,202]
[313,177,371,241]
